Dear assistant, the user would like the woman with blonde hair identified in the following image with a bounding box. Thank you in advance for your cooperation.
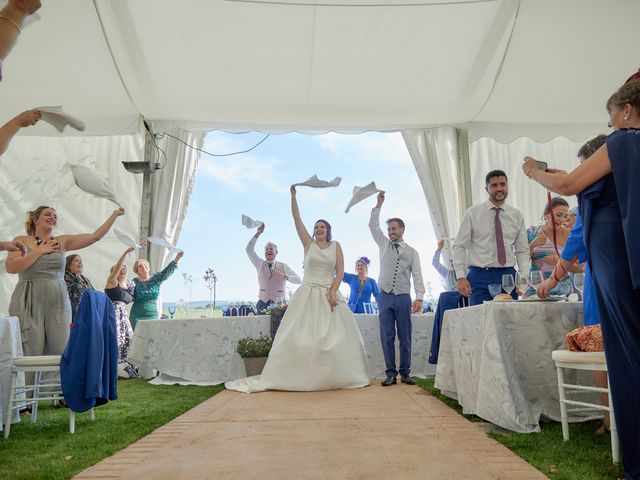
[129,251,183,329]
[105,247,136,376]
[7,206,124,359]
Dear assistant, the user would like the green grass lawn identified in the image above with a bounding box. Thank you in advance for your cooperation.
[415,378,624,480]
[0,379,223,480]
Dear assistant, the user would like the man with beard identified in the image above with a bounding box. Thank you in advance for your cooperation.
[369,192,425,386]
[246,222,301,313]
[453,170,529,305]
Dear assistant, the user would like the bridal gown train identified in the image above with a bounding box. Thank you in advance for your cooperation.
[225,241,371,392]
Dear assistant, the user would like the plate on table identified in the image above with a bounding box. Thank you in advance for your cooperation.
[518,296,567,302]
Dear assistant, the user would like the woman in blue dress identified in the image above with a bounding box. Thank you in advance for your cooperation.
[538,135,608,432]
[524,79,640,478]
[342,256,380,313]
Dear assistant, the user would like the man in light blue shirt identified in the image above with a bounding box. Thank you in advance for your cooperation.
[369,192,425,386]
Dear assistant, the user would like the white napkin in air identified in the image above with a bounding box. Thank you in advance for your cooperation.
[293,175,341,188]
[242,214,263,229]
[37,106,86,132]
[70,164,120,206]
[147,236,182,254]
[345,182,383,213]
[114,228,142,249]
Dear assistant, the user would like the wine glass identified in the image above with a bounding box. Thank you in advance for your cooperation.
[501,274,515,297]
[529,271,543,294]
[488,283,502,299]
[573,272,585,298]
[168,305,176,319]
[515,272,529,296]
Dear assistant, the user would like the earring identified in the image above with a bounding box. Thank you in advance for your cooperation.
[625,115,630,127]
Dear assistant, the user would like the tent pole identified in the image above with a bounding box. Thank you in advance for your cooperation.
[139,130,156,264]
[455,128,473,217]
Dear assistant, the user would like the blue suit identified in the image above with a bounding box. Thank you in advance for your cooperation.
[61,290,118,413]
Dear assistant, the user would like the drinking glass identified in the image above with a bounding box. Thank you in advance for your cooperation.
[573,272,585,297]
[501,274,515,296]
[529,271,543,292]
[168,305,176,319]
[515,272,529,296]
[488,283,502,298]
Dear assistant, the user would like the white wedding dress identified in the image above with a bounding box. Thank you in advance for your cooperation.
[225,241,370,392]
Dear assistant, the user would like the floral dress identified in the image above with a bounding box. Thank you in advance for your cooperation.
[105,280,136,364]
[64,271,94,321]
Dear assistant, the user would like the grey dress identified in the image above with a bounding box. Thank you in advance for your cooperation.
[8,249,72,356]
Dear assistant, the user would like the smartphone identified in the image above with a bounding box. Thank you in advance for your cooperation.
[535,160,548,171]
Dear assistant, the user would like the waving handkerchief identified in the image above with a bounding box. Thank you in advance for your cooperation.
[293,175,342,188]
[114,228,142,249]
[37,106,86,132]
[345,182,384,213]
[70,164,120,206]
[242,214,263,229]
[147,236,182,254]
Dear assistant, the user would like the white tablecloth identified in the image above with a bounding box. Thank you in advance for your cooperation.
[0,316,24,429]
[435,301,599,433]
[127,314,436,384]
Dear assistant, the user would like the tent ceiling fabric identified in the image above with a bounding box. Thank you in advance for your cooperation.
[2,0,636,140]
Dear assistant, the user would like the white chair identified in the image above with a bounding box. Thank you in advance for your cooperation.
[3,355,93,438]
[552,350,619,464]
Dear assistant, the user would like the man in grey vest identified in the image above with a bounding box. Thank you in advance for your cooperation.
[369,192,425,386]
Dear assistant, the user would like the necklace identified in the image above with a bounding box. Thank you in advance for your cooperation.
[34,235,54,246]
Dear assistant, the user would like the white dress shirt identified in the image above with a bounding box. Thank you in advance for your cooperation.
[453,201,530,279]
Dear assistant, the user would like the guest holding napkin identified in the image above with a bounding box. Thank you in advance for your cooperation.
[0,109,41,156]
[6,206,124,361]
[130,251,183,329]
[342,256,379,313]
[0,0,41,76]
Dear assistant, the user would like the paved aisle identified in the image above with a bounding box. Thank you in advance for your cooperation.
[75,384,546,480]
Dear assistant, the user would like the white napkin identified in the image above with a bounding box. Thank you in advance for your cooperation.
[344,182,383,213]
[242,214,263,229]
[114,228,142,249]
[147,236,182,254]
[293,175,342,188]
[70,164,120,206]
[37,106,86,132]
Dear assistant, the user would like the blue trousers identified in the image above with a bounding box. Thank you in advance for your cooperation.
[429,291,467,364]
[589,221,640,478]
[378,291,412,378]
[467,266,517,306]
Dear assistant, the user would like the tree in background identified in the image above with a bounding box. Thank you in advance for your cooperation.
[182,273,194,307]
[204,268,218,310]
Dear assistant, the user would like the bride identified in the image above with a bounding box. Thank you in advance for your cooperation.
[225,186,371,393]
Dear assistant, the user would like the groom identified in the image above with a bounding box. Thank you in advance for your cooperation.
[369,192,425,386]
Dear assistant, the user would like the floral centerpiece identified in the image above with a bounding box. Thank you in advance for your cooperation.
[236,334,273,376]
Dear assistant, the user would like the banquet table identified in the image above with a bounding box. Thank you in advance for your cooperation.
[435,300,598,433]
[0,316,24,430]
[127,314,436,384]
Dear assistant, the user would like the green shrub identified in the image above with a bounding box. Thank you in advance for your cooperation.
[236,335,272,358]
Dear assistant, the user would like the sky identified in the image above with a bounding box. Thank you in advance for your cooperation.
[160,131,447,305]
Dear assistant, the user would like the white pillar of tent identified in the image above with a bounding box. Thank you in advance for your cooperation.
[455,128,473,215]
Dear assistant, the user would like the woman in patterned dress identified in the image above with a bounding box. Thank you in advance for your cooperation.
[105,247,136,377]
[64,254,94,321]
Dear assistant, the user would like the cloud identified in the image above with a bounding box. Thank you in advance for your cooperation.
[317,132,410,166]
[198,153,286,193]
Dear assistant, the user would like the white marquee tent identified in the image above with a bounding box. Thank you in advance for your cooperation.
[1,0,638,307]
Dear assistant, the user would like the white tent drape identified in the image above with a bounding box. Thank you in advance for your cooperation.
[0,135,143,311]
[403,127,463,264]
[147,128,204,275]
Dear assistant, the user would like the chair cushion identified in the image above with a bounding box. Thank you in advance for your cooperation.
[13,355,62,367]
[552,350,606,364]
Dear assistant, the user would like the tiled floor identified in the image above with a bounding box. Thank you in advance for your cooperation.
[74,383,547,479]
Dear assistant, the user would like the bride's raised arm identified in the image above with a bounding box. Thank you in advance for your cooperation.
[290,185,313,249]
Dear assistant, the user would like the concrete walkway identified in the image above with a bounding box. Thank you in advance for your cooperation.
[74,383,547,480]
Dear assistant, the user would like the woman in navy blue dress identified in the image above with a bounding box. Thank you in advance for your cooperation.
[523,79,640,478]
[342,257,380,313]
